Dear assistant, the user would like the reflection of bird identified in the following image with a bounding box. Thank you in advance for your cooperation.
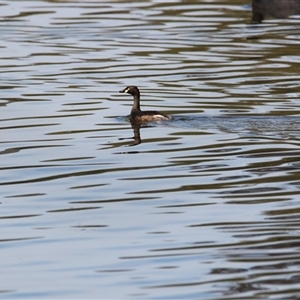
[119,86,173,123]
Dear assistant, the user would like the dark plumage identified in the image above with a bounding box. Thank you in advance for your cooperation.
[119,86,173,123]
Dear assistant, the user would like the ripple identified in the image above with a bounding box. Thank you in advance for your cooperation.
[1,0,300,299]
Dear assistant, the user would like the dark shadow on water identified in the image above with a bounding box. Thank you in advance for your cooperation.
[252,0,300,23]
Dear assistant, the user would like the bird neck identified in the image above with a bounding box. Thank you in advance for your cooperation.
[131,92,141,112]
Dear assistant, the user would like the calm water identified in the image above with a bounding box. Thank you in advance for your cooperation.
[1,0,300,299]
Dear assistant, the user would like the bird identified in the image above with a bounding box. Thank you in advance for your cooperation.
[119,86,173,123]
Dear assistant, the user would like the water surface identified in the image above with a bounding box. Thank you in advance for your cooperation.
[1,0,300,299]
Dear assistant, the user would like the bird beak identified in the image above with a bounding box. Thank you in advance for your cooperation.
[119,88,129,93]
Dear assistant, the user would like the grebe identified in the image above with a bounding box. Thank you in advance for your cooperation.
[119,86,173,123]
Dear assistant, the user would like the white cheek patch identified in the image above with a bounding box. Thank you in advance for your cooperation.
[125,88,130,93]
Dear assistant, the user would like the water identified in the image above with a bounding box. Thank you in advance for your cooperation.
[1,0,300,299]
